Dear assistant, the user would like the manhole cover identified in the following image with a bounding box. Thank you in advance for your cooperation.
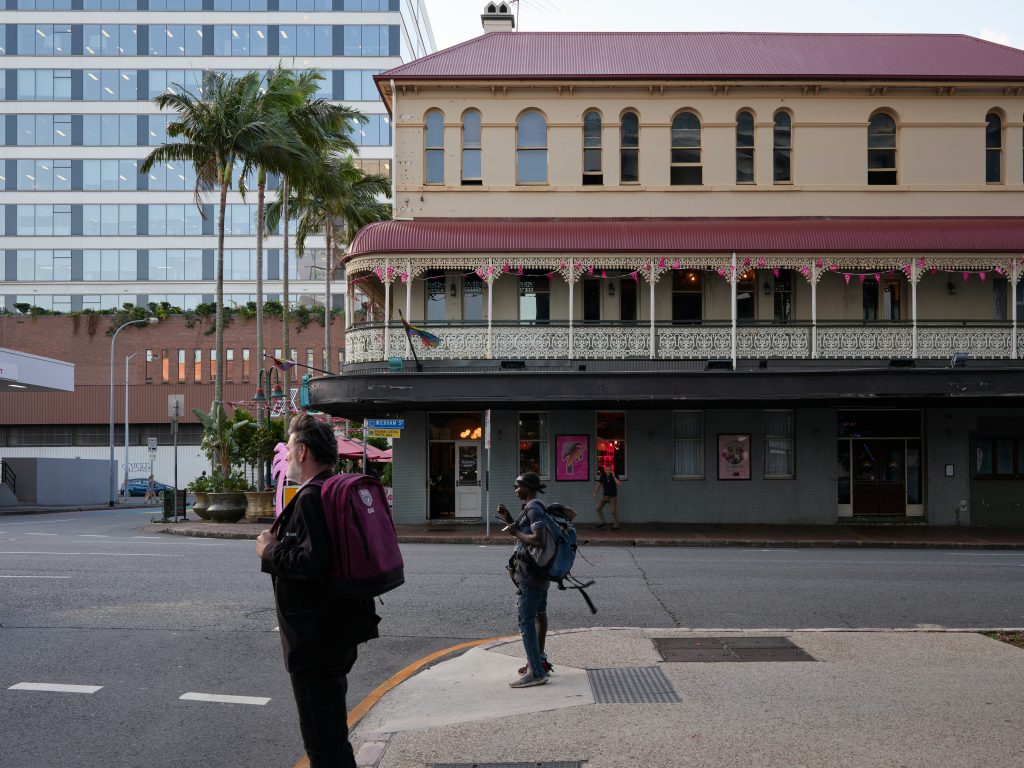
[653,637,816,662]
[431,763,583,768]
[588,666,682,704]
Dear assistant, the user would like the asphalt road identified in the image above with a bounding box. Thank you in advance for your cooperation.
[2,508,1023,768]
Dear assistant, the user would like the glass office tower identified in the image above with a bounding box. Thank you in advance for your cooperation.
[0,0,435,312]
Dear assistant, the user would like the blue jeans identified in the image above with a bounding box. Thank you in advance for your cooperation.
[517,584,549,678]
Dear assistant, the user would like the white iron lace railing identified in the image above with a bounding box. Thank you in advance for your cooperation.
[344,322,1017,364]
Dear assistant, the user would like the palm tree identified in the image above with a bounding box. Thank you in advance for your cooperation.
[240,69,363,390]
[272,153,391,371]
[141,71,303,409]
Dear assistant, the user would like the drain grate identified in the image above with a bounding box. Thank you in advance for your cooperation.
[653,636,816,663]
[431,763,583,768]
[587,666,683,704]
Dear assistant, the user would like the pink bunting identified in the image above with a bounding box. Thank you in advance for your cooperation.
[476,268,485,279]
[814,258,823,269]
[858,274,866,283]
[502,262,510,272]
[830,263,839,272]
[587,265,594,274]
[400,272,408,284]
[979,272,987,282]
[757,257,766,268]
[632,272,639,283]
[517,266,524,276]
[672,259,680,270]
[486,266,494,276]
[601,271,607,278]
[559,259,567,269]
[743,257,751,267]
[773,268,780,278]
[874,273,881,281]
[962,272,970,282]
[658,257,666,268]
[843,274,852,284]
[995,267,1005,276]
[917,257,926,268]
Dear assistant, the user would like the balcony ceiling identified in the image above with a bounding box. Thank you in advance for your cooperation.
[348,217,1024,260]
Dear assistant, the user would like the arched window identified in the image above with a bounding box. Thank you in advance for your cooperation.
[868,112,897,185]
[736,110,754,184]
[986,112,1003,184]
[670,111,701,185]
[773,111,792,183]
[461,110,481,186]
[620,110,639,184]
[424,109,444,185]
[583,109,603,185]
[516,110,548,184]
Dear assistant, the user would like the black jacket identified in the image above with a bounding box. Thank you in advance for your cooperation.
[260,470,380,672]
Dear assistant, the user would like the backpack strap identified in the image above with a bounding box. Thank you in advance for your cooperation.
[556,574,598,614]
[270,477,326,537]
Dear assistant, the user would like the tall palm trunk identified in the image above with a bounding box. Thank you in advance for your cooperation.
[324,222,332,374]
[215,171,228,411]
[281,178,291,426]
[255,168,266,488]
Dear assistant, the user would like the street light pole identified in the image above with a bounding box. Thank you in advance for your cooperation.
[109,317,158,506]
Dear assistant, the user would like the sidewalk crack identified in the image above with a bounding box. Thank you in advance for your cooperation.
[628,549,682,627]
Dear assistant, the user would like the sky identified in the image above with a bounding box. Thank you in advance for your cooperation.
[422,0,1024,52]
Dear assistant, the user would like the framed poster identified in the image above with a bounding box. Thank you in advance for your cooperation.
[718,434,751,480]
[556,435,590,481]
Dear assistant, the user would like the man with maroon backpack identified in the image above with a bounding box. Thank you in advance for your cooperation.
[256,413,381,768]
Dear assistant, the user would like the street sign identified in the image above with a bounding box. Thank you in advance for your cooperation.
[367,419,405,429]
[367,428,401,438]
[147,437,158,452]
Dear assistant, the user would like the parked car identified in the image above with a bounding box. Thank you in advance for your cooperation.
[121,478,173,497]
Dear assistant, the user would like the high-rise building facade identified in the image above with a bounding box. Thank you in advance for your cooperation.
[0,0,435,313]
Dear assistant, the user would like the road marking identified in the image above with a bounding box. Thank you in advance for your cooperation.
[291,634,509,768]
[0,575,72,579]
[78,534,110,538]
[0,551,185,558]
[9,682,102,694]
[24,533,57,536]
[179,692,270,706]
[132,536,162,539]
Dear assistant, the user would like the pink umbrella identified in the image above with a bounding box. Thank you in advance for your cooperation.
[337,436,387,460]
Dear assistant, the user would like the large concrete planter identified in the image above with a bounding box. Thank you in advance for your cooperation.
[244,490,275,523]
[206,492,248,523]
[191,492,211,521]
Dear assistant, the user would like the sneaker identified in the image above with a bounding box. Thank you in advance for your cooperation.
[517,660,553,675]
[509,672,549,688]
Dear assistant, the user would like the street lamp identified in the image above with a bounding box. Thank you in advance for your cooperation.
[252,367,284,490]
[109,317,158,506]
[123,350,160,501]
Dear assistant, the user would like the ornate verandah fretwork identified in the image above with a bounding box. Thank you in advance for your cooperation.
[344,251,1023,364]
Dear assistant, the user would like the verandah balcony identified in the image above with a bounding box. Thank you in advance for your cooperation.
[345,320,1023,365]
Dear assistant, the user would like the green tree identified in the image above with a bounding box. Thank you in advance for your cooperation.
[193,401,254,480]
[141,71,304,407]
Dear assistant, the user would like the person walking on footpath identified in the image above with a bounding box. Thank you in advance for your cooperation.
[144,474,157,505]
[495,472,554,688]
[593,466,621,529]
[256,413,381,768]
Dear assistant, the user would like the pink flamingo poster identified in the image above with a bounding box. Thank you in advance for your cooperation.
[556,435,589,482]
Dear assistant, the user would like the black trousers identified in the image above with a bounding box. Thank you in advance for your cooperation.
[289,646,359,768]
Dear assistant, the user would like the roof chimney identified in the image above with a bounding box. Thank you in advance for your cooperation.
[481,2,515,33]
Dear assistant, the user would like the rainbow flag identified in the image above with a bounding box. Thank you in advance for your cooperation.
[401,317,441,349]
[269,355,297,372]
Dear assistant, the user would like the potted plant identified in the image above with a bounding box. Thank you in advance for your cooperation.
[194,401,254,523]
[187,473,212,520]
[236,411,285,523]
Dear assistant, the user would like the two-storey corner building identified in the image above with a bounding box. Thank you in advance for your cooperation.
[314,5,1024,527]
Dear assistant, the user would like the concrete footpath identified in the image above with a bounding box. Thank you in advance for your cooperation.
[347,627,1024,768]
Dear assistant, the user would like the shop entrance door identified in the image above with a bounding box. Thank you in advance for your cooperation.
[428,442,455,520]
[852,440,906,516]
[454,441,482,518]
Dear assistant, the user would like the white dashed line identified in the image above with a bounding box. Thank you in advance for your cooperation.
[24,533,58,536]
[0,575,72,579]
[78,535,110,538]
[179,692,270,706]
[9,683,103,694]
[0,551,185,558]
[132,536,163,539]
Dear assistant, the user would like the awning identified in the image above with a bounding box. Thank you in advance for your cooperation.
[347,217,1024,260]
[337,436,388,461]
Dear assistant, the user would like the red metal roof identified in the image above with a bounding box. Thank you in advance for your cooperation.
[378,32,1024,83]
[347,218,1024,258]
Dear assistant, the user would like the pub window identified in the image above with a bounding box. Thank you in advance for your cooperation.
[193,349,202,382]
[424,109,445,185]
[773,111,792,183]
[736,109,755,184]
[518,271,550,323]
[975,437,1022,479]
[463,273,484,321]
[994,277,1008,321]
[596,411,626,478]
[673,411,703,478]
[773,270,793,322]
[161,348,170,383]
[764,410,795,478]
[145,349,156,382]
[177,349,186,381]
[516,110,548,184]
[583,109,603,185]
[225,349,235,381]
[620,110,639,184]
[242,349,250,381]
[672,270,702,324]
[582,278,601,323]
[518,411,549,478]
[306,348,314,371]
[670,111,702,185]
[863,277,904,321]
[425,270,446,322]
[986,111,1003,184]
[737,269,755,322]
[620,277,638,322]
[210,349,217,380]
[461,110,482,186]
[867,112,897,185]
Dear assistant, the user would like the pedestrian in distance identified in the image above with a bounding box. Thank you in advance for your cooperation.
[593,466,621,529]
[256,413,381,768]
[144,474,156,505]
[495,471,554,688]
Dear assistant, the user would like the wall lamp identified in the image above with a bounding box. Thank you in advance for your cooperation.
[450,283,457,297]
[608,281,615,297]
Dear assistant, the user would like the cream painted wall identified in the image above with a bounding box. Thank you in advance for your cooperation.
[390,83,1024,219]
